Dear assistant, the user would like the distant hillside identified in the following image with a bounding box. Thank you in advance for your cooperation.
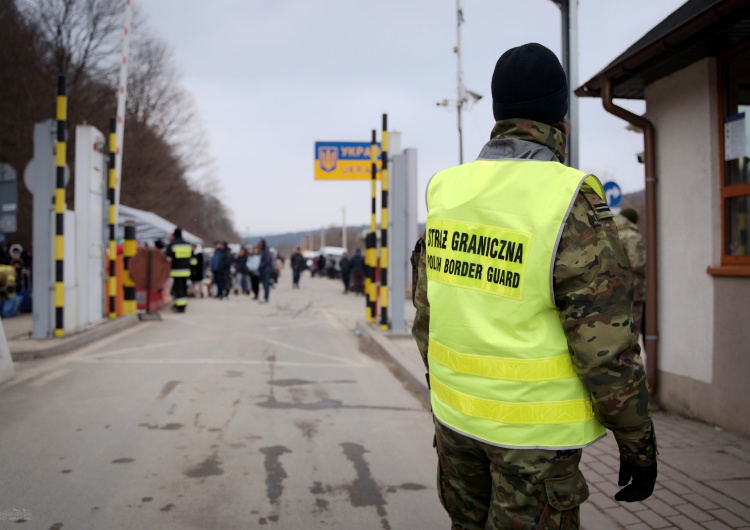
[241,189,645,257]
[243,225,370,257]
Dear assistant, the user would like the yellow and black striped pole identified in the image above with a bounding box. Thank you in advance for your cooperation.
[366,129,378,323]
[123,220,136,314]
[379,114,389,331]
[54,74,67,337]
[108,117,117,319]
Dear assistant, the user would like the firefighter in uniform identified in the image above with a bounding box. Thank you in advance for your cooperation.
[412,43,656,529]
[166,227,192,313]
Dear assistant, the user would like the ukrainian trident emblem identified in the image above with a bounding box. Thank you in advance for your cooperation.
[318,146,338,172]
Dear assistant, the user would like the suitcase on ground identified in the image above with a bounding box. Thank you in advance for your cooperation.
[1,295,22,318]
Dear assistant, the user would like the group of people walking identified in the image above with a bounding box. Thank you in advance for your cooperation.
[164,232,373,313]
[207,239,274,304]
[165,232,279,312]
[304,248,365,294]
[339,249,365,294]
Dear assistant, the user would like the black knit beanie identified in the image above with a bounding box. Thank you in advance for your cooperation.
[491,43,568,124]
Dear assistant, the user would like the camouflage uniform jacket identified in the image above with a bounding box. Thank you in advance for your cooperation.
[412,119,655,465]
[614,214,646,302]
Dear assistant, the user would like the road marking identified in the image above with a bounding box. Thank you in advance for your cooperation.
[72,358,368,367]
[260,337,363,365]
[0,323,148,392]
[28,368,70,387]
[84,340,190,359]
[163,314,317,333]
[77,335,362,367]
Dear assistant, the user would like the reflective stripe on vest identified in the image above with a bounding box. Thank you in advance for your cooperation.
[429,338,577,382]
[172,244,192,259]
[170,243,192,277]
[426,158,606,449]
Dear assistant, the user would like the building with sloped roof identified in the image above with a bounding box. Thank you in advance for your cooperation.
[578,0,750,437]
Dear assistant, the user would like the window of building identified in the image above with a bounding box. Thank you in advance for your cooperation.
[720,46,750,268]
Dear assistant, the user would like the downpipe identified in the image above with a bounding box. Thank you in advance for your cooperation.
[601,78,658,399]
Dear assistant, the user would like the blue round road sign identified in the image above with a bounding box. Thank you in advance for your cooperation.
[603,181,622,208]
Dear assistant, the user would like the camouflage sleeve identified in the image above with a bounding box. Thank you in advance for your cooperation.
[555,187,656,466]
[410,237,430,370]
[622,233,646,275]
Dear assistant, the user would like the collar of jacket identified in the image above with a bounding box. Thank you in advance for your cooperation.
[478,119,567,163]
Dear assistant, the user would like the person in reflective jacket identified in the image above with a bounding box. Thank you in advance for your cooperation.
[166,227,193,313]
[411,43,656,529]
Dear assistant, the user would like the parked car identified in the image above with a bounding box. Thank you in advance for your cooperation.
[317,246,347,278]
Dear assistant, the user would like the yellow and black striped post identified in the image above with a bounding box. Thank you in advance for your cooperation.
[366,129,378,323]
[108,117,117,319]
[54,74,67,337]
[123,220,136,314]
[379,114,389,331]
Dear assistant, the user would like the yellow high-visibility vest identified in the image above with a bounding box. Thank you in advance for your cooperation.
[426,158,607,449]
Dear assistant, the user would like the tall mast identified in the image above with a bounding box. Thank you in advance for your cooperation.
[456,0,464,164]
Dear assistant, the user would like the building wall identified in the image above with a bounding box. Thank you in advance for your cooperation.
[658,277,750,437]
[646,58,719,384]
[710,278,750,435]
[646,58,750,438]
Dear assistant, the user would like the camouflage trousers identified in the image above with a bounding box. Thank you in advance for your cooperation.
[434,419,589,530]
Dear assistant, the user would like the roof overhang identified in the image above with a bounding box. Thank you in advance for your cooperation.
[576,0,750,100]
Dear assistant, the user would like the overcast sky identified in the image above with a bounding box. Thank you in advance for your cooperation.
[138,0,686,236]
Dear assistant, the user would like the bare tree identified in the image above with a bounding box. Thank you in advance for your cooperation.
[127,31,218,189]
[127,34,186,139]
[0,0,54,245]
[2,0,241,246]
[19,0,122,86]
[125,28,237,240]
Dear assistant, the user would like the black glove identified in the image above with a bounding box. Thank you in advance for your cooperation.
[615,460,657,502]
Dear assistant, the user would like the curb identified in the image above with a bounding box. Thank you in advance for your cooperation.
[356,320,431,412]
[10,314,140,361]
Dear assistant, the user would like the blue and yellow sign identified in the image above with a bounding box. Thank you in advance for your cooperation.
[314,141,382,180]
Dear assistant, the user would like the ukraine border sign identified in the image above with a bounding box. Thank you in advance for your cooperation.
[314,141,382,180]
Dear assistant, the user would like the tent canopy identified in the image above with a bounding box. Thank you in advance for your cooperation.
[118,204,203,247]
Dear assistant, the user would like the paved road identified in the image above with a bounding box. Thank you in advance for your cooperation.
[0,273,448,529]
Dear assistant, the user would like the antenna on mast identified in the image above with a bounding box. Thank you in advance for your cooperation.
[437,0,482,164]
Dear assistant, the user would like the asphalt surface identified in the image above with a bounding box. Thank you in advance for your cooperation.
[5,274,750,530]
[0,273,448,529]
